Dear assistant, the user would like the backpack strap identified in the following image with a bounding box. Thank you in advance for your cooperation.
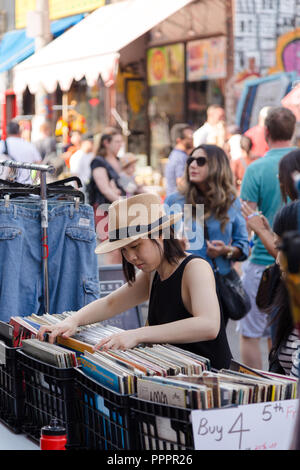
[2,140,15,161]
[204,221,219,273]
[3,140,9,156]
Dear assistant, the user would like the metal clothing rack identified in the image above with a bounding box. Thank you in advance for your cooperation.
[0,159,55,313]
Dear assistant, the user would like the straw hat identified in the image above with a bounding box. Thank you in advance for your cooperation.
[95,193,182,254]
[120,153,138,169]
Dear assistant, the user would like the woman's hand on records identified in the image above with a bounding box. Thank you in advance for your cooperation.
[93,329,141,351]
[37,317,78,344]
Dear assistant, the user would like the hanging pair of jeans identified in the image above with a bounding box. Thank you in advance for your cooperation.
[47,201,99,314]
[0,200,99,321]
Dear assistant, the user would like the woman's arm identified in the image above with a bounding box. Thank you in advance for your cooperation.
[37,271,150,343]
[95,259,220,351]
[93,167,121,203]
[241,201,277,258]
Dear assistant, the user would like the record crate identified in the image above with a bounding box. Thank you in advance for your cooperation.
[130,396,194,450]
[75,368,137,450]
[0,337,25,433]
[16,349,82,448]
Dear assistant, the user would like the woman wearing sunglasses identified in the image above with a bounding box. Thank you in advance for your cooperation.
[165,144,249,324]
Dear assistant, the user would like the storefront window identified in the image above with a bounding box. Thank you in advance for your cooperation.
[69,77,108,137]
[187,80,224,129]
[125,78,147,156]
[186,36,226,129]
[147,43,185,168]
[148,83,184,168]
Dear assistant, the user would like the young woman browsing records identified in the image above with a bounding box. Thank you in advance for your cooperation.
[37,193,232,370]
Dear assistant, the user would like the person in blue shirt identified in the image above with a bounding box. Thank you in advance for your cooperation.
[165,144,249,325]
[165,124,193,196]
[239,106,297,370]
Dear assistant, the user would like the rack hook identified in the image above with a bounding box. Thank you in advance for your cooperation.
[4,194,10,208]
[74,197,80,211]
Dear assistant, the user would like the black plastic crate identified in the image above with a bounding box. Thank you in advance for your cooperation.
[130,396,194,450]
[16,349,82,447]
[75,368,136,450]
[0,337,24,433]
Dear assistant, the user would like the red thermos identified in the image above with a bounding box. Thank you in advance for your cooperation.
[40,419,67,450]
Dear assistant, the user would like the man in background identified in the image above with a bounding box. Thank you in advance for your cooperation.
[231,135,258,195]
[62,130,82,169]
[69,137,94,189]
[244,106,270,158]
[165,123,193,196]
[240,107,297,369]
[34,121,57,161]
[0,121,41,184]
[193,104,225,148]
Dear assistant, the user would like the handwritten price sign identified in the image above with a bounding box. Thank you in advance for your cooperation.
[191,399,299,450]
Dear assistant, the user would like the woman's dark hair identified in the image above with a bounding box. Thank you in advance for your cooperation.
[278,149,300,202]
[122,227,185,284]
[273,200,299,237]
[266,201,300,371]
[268,280,293,371]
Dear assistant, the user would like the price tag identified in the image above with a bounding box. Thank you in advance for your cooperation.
[0,340,6,365]
[191,399,299,450]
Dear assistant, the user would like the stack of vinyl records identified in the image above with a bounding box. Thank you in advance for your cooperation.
[136,360,299,409]
[4,313,211,394]
[6,313,125,352]
[21,338,78,368]
[79,344,211,394]
[5,313,298,408]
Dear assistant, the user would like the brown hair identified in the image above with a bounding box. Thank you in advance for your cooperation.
[170,123,192,147]
[265,107,296,142]
[95,128,122,158]
[240,135,252,154]
[183,144,237,231]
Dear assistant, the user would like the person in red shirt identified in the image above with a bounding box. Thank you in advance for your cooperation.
[244,106,270,158]
[231,135,259,195]
[62,130,83,169]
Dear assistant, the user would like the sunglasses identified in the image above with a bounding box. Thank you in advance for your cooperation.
[187,156,207,167]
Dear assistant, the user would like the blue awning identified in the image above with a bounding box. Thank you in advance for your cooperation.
[0,14,85,74]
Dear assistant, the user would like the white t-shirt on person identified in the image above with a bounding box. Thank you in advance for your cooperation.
[0,136,41,184]
[69,150,94,185]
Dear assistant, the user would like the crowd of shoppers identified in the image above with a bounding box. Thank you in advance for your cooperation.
[1,102,300,379]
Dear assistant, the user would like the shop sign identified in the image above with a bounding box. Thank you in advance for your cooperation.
[15,0,105,29]
[186,36,226,82]
[192,399,299,450]
[147,44,185,87]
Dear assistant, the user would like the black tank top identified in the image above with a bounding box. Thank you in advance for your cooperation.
[148,255,232,370]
